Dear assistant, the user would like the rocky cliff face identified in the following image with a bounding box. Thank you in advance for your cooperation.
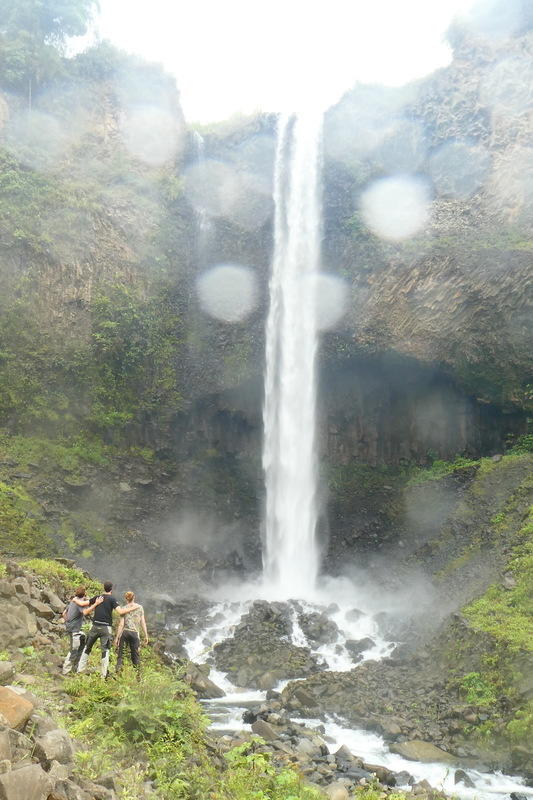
[0,26,531,574]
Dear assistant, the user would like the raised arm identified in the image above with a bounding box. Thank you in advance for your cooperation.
[73,596,90,607]
[115,602,138,617]
[82,596,104,616]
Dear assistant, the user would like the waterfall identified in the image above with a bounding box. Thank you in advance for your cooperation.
[262,111,324,598]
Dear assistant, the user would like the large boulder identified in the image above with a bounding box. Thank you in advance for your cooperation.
[0,603,37,647]
[34,729,74,766]
[390,740,456,764]
[0,688,34,730]
[0,764,52,800]
[183,663,224,699]
[298,612,340,645]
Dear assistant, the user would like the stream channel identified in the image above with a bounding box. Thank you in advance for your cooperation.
[175,587,533,800]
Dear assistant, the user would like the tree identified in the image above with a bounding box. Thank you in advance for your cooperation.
[0,0,99,104]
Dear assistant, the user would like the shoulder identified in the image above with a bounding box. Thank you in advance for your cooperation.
[109,596,119,607]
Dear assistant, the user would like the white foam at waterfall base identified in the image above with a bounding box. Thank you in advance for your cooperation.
[179,586,532,800]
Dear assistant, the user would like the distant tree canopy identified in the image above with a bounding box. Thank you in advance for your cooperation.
[0,0,99,100]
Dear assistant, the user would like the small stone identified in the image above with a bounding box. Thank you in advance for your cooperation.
[119,482,132,493]
[0,664,15,687]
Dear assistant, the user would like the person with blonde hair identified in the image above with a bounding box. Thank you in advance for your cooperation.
[114,590,148,675]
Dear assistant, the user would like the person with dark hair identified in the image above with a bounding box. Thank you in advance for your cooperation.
[114,591,149,677]
[76,581,133,679]
[62,586,91,675]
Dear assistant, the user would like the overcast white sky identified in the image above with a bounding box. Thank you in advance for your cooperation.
[87,0,476,122]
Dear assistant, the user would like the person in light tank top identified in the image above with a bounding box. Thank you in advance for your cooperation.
[114,590,148,677]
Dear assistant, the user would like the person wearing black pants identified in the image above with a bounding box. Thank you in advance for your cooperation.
[114,591,148,676]
[76,581,133,679]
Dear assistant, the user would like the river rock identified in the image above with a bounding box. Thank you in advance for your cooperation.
[345,637,375,658]
[251,720,281,741]
[390,740,456,764]
[454,769,475,787]
[325,783,350,800]
[298,612,340,645]
[183,662,224,699]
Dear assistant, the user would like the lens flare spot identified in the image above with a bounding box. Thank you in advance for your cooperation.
[184,160,272,231]
[120,105,183,166]
[304,274,348,331]
[197,264,258,323]
[360,175,432,241]
[4,110,69,170]
[480,56,533,117]
[428,140,490,199]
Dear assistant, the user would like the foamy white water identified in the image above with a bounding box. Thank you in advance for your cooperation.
[179,595,531,800]
[262,111,324,598]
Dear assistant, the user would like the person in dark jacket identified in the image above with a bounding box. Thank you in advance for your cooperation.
[76,581,132,679]
[62,586,90,675]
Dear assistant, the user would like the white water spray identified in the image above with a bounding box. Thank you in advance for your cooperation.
[262,111,324,598]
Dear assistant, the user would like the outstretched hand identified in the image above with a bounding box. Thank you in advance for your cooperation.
[94,595,104,606]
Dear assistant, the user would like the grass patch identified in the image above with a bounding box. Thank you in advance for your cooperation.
[407,456,478,486]
[0,481,53,557]
[462,507,533,652]
[21,558,101,597]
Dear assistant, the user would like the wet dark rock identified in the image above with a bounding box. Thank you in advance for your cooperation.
[251,719,282,741]
[395,771,415,786]
[212,601,322,689]
[345,609,364,623]
[454,769,475,787]
[298,612,340,645]
[183,662,225,699]
[345,637,375,658]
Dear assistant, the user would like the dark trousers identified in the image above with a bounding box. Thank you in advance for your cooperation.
[116,630,140,672]
[77,623,113,678]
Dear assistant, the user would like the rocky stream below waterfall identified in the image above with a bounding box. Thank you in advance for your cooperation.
[158,590,533,800]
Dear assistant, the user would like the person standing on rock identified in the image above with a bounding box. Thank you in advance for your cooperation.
[76,581,132,679]
[114,590,148,678]
[62,586,91,675]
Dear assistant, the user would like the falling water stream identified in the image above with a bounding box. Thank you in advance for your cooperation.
[183,113,533,800]
[262,111,323,597]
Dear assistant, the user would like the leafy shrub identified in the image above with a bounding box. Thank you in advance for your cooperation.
[460,672,497,706]
[21,558,101,597]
